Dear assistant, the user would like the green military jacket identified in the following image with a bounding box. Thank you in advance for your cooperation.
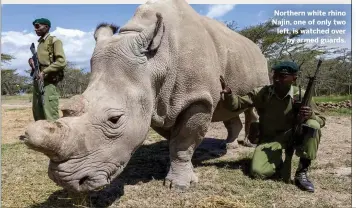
[37,33,67,74]
[222,85,326,140]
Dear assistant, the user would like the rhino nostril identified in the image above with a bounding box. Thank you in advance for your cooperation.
[79,176,89,185]
[19,135,27,141]
[47,126,56,134]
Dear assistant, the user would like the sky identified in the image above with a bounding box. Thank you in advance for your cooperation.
[1,3,351,76]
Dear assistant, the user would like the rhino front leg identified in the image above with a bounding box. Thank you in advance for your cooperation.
[164,103,211,191]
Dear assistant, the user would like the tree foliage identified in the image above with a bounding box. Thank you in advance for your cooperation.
[1,53,15,64]
[1,53,30,95]
[1,69,31,95]
[57,62,90,98]
[226,19,352,95]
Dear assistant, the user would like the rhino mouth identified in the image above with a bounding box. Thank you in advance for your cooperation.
[48,159,126,192]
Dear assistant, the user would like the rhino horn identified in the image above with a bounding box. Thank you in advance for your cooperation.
[61,94,88,117]
[22,120,68,161]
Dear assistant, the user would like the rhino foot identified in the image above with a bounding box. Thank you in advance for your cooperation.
[163,162,198,191]
[220,140,239,150]
[226,141,239,149]
[241,137,257,148]
[163,103,211,191]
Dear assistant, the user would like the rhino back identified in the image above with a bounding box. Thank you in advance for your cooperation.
[119,0,269,127]
[152,0,270,97]
[199,16,270,94]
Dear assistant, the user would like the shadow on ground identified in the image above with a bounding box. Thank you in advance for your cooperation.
[30,137,250,208]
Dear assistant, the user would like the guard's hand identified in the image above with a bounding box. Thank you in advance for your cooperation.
[298,106,312,120]
[220,75,232,94]
[28,58,35,69]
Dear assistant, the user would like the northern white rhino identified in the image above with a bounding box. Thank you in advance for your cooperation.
[22,0,270,192]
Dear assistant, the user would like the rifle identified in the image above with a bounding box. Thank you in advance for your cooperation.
[282,59,322,183]
[30,43,45,107]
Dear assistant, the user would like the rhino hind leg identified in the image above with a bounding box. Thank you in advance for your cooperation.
[242,107,258,147]
[221,107,259,149]
[222,116,243,149]
[164,102,211,191]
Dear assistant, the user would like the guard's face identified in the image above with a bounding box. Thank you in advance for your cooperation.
[34,23,49,36]
[272,71,297,90]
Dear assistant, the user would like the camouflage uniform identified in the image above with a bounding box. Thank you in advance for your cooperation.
[221,61,326,192]
[32,18,67,121]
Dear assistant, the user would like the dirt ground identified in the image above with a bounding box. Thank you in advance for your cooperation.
[1,99,67,144]
[1,99,352,207]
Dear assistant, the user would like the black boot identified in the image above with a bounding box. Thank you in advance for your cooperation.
[271,160,284,180]
[294,158,314,192]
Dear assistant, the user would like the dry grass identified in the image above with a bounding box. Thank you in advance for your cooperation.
[1,95,69,144]
[2,107,33,144]
[1,98,352,208]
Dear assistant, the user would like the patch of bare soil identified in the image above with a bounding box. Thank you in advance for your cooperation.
[1,107,33,144]
[315,115,352,168]
[1,99,70,144]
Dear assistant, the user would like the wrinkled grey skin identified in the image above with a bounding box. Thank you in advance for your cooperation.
[23,0,270,192]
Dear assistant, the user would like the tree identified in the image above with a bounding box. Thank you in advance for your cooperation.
[225,19,351,96]
[1,69,31,95]
[57,62,91,98]
[1,53,15,64]
[227,19,305,59]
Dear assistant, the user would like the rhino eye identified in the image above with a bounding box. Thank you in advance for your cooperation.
[108,115,121,124]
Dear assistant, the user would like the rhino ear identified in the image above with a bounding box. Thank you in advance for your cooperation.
[94,23,119,42]
[140,13,164,52]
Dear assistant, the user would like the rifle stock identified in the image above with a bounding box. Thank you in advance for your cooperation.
[281,59,322,183]
[30,43,45,107]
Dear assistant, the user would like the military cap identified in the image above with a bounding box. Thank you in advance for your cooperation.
[272,61,299,74]
[32,18,51,27]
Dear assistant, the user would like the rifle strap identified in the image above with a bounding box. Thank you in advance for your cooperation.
[299,85,302,101]
[46,36,65,82]
[47,36,55,64]
[292,85,303,102]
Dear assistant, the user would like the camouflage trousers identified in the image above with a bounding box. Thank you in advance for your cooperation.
[32,80,60,121]
[250,119,321,178]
